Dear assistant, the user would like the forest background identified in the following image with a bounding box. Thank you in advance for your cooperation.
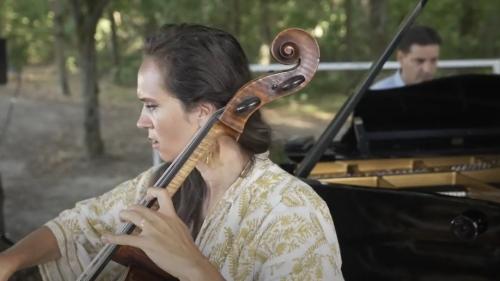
[0,0,499,261]
[2,0,499,156]
[2,0,499,158]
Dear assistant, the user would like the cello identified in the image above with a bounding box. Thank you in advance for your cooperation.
[77,27,320,281]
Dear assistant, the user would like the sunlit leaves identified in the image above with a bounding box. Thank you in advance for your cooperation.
[2,0,499,85]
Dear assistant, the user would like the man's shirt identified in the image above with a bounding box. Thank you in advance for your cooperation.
[371,70,405,90]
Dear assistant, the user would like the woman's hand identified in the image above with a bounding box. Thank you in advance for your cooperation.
[102,187,223,281]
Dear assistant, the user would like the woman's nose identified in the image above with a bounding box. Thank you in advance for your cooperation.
[136,108,152,129]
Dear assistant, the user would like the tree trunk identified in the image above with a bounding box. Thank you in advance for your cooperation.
[232,0,241,37]
[344,0,353,60]
[226,0,241,37]
[459,1,478,54]
[52,0,71,96]
[80,32,104,158]
[200,0,210,23]
[368,0,387,56]
[70,0,110,158]
[259,0,272,44]
[459,1,477,36]
[108,10,121,82]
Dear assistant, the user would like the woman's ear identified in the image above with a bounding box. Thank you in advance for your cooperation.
[195,102,217,127]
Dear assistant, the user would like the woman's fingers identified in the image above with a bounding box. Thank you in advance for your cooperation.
[121,205,175,233]
[102,233,143,248]
[146,187,175,216]
[120,206,161,231]
[110,205,172,245]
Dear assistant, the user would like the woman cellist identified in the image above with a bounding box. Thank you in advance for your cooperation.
[0,24,344,281]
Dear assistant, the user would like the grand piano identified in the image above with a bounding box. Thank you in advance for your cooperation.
[284,73,500,280]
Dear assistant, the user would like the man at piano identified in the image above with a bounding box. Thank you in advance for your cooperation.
[371,25,442,90]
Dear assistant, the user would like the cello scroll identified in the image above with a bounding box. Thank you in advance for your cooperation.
[220,28,320,138]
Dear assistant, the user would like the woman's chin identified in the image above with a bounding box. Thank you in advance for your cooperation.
[157,152,174,163]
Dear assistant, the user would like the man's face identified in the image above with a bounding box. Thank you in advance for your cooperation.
[397,44,440,85]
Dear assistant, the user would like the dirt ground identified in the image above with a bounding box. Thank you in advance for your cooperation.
[0,66,332,244]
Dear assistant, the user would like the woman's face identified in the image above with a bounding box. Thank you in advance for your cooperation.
[136,58,200,162]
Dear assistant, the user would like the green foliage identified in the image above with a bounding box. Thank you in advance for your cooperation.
[2,0,499,94]
[1,0,53,70]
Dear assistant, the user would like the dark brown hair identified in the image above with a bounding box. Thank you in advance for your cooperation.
[399,25,442,53]
[144,24,271,238]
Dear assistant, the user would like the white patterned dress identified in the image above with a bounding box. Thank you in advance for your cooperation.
[39,153,344,281]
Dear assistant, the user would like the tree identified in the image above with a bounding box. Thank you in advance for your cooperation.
[108,9,121,82]
[1,1,52,75]
[51,0,71,96]
[258,0,273,45]
[368,0,388,56]
[344,0,354,60]
[227,0,241,37]
[69,0,111,158]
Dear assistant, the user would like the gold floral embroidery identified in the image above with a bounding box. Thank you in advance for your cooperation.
[40,155,344,281]
[40,167,157,281]
[197,155,344,281]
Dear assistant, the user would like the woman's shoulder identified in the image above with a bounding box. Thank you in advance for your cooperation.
[248,156,340,254]
[251,155,331,217]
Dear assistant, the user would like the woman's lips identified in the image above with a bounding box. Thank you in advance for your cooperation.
[149,138,160,148]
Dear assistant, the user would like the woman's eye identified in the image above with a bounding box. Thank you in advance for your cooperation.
[145,104,158,111]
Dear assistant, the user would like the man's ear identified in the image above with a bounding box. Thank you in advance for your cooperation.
[396,50,406,63]
[195,102,217,127]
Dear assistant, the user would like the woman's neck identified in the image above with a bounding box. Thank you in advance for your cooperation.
[196,136,250,216]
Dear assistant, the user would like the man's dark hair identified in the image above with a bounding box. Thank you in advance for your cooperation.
[398,25,442,53]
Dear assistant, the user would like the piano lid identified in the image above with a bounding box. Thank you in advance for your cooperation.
[294,0,429,177]
[333,73,500,158]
